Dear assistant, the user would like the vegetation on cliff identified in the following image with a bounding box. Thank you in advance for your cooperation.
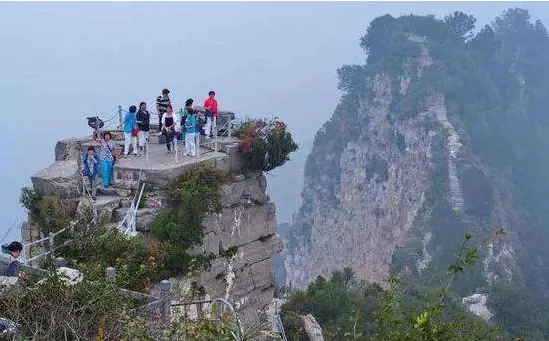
[56,164,228,292]
[235,118,298,172]
[281,232,529,341]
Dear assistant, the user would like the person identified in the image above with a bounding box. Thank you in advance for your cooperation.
[1,241,23,277]
[156,89,171,135]
[203,90,219,139]
[161,105,178,153]
[136,102,150,155]
[81,145,99,200]
[182,98,204,157]
[99,131,118,188]
[123,105,138,156]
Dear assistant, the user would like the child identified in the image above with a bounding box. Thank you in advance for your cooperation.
[183,98,204,157]
[123,105,138,156]
[136,102,150,155]
[100,131,118,188]
[81,145,99,200]
[1,241,23,277]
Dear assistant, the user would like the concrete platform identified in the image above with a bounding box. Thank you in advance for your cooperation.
[112,141,230,188]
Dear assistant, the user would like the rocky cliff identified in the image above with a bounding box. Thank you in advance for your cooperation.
[22,132,282,331]
[285,9,549,301]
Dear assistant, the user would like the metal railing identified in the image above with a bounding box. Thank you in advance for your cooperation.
[170,297,244,341]
[22,222,76,266]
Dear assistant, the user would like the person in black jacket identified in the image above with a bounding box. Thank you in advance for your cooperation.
[136,101,150,155]
[1,241,23,277]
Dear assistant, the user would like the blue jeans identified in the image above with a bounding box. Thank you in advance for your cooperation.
[101,160,114,187]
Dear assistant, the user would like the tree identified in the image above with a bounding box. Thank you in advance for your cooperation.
[444,11,477,41]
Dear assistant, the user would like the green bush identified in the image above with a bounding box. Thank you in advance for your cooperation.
[19,187,71,234]
[150,164,229,277]
[235,118,298,172]
[0,273,145,340]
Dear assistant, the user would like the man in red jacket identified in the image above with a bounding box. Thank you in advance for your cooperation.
[203,90,218,139]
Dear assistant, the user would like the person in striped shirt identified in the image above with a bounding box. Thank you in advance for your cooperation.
[156,88,171,134]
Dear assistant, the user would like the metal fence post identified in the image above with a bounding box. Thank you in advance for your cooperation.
[160,279,171,327]
[105,267,117,281]
[118,106,123,128]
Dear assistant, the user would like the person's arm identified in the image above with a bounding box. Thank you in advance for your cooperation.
[113,143,119,159]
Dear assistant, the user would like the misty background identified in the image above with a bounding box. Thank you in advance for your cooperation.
[1,1,548,243]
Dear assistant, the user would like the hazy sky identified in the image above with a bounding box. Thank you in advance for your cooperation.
[1,1,548,243]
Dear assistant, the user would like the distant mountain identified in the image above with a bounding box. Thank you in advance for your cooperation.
[284,8,549,340]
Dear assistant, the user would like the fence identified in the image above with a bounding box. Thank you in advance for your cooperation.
[21,222,76,267]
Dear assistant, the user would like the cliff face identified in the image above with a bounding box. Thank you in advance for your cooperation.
[23,135,281,329]
[285,10,549,298]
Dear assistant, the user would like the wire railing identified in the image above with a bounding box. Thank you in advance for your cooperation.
[21,221,76,266]
[170,297,244,341]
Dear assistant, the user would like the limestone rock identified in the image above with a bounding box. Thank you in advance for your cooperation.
[76,195,121,223]
[462,293,493,321]
[56,267,83,285]
[203,202,276,247]
[300,314,325,341]
[31,160,81,199]
[55,137,85,161]
[219,174,268,207]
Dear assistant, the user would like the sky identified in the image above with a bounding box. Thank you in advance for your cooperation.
[1,1,548,243]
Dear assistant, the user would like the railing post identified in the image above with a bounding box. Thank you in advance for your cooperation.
[160,279,171,327]
[196,133,200,157]
[118,105,123,128]
[48,232,54,253]
[214,116,218,153]
[105,267,117,281]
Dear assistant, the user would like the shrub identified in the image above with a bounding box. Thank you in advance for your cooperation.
[19,187,71,234]
[150,164,229,278]
[235,118,298,172]
[0,273,145,340]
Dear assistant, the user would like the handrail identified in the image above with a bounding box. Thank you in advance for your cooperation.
[171,297,244,341]
[276,310,289,341]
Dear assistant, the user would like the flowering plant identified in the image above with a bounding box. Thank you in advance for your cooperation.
[235,117,298,172]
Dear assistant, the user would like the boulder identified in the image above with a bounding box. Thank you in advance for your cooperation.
[55,137,86,161]
[219,173,268,207]
[31,161,81,199]
[301,314,325,341]
[462,293,493,321]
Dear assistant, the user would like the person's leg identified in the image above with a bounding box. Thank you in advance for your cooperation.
[212,116,217,137]
[158,113,163,132]
[185,132,192,156]
[89,175,97,199]
[101,160,110,187]
[204,117,211,139]
[166,132,173,151]
[123,133,130,155]
[132,135,138,155]
[189,132,197,156]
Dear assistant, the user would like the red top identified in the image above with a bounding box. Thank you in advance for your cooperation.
[204,98,218,117]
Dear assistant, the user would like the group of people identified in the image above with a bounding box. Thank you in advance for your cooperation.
[121,89,219,157]
[81,89,220,201]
